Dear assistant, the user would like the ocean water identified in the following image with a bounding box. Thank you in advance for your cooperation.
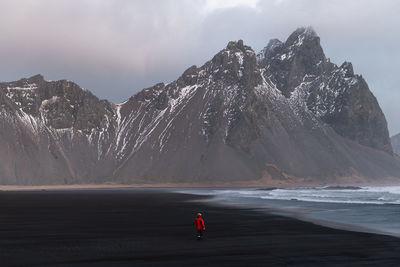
[176,186,400,237]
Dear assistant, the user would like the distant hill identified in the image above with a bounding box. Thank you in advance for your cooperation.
[391,133,400,156]
[1,27,399,185]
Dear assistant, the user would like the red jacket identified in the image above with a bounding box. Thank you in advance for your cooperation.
[193,215,205,230]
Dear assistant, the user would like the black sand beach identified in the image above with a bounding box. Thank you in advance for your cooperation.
[0,189,400,266]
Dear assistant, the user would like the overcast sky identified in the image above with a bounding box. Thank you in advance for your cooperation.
[0,0,399,135]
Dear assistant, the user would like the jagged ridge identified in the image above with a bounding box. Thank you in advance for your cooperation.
[0,27,399,185]
[258,26,392,154]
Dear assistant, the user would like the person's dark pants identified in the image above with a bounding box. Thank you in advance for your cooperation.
[197,229,203,238]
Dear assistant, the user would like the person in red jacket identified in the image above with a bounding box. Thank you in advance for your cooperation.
[193,213,205,239]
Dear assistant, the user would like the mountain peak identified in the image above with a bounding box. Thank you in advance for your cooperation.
[207,40,260,87]
[289,26,317,39]
[285,26,319,47]
[211,40,255,65]
[340,61,354,77]
[257,26,327,97]
[225,39,250,53]
[256,38,283,63]
[26,74,45,83]
[298,26,317,36]
[212,40,255,64]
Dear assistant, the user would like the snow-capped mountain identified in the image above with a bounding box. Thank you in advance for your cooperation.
[1,27,399,185]
[257,27,392,154]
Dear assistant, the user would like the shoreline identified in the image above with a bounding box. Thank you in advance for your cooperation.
[178,188,400,239]
[1,189,400,265]
[2,183,400,239]
[1,178,400,191]
[2,184,399,239]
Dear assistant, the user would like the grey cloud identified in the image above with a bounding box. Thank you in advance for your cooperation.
[0,0,399,134]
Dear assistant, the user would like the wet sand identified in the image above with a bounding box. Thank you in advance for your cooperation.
[0,189,400,266]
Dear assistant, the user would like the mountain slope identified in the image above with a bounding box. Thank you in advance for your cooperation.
[0,28,399,185]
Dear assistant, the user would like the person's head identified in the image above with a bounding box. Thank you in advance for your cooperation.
[197,213,202,218]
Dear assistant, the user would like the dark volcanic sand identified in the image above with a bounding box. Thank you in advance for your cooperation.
[0,189,400,266]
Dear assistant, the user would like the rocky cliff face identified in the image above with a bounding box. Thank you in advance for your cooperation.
[257,27,392,154]
[0,27,399,185]
[0,75,119,184]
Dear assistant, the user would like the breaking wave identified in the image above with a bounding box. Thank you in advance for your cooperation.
[184,186,400,205]
[177,185,400,237]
